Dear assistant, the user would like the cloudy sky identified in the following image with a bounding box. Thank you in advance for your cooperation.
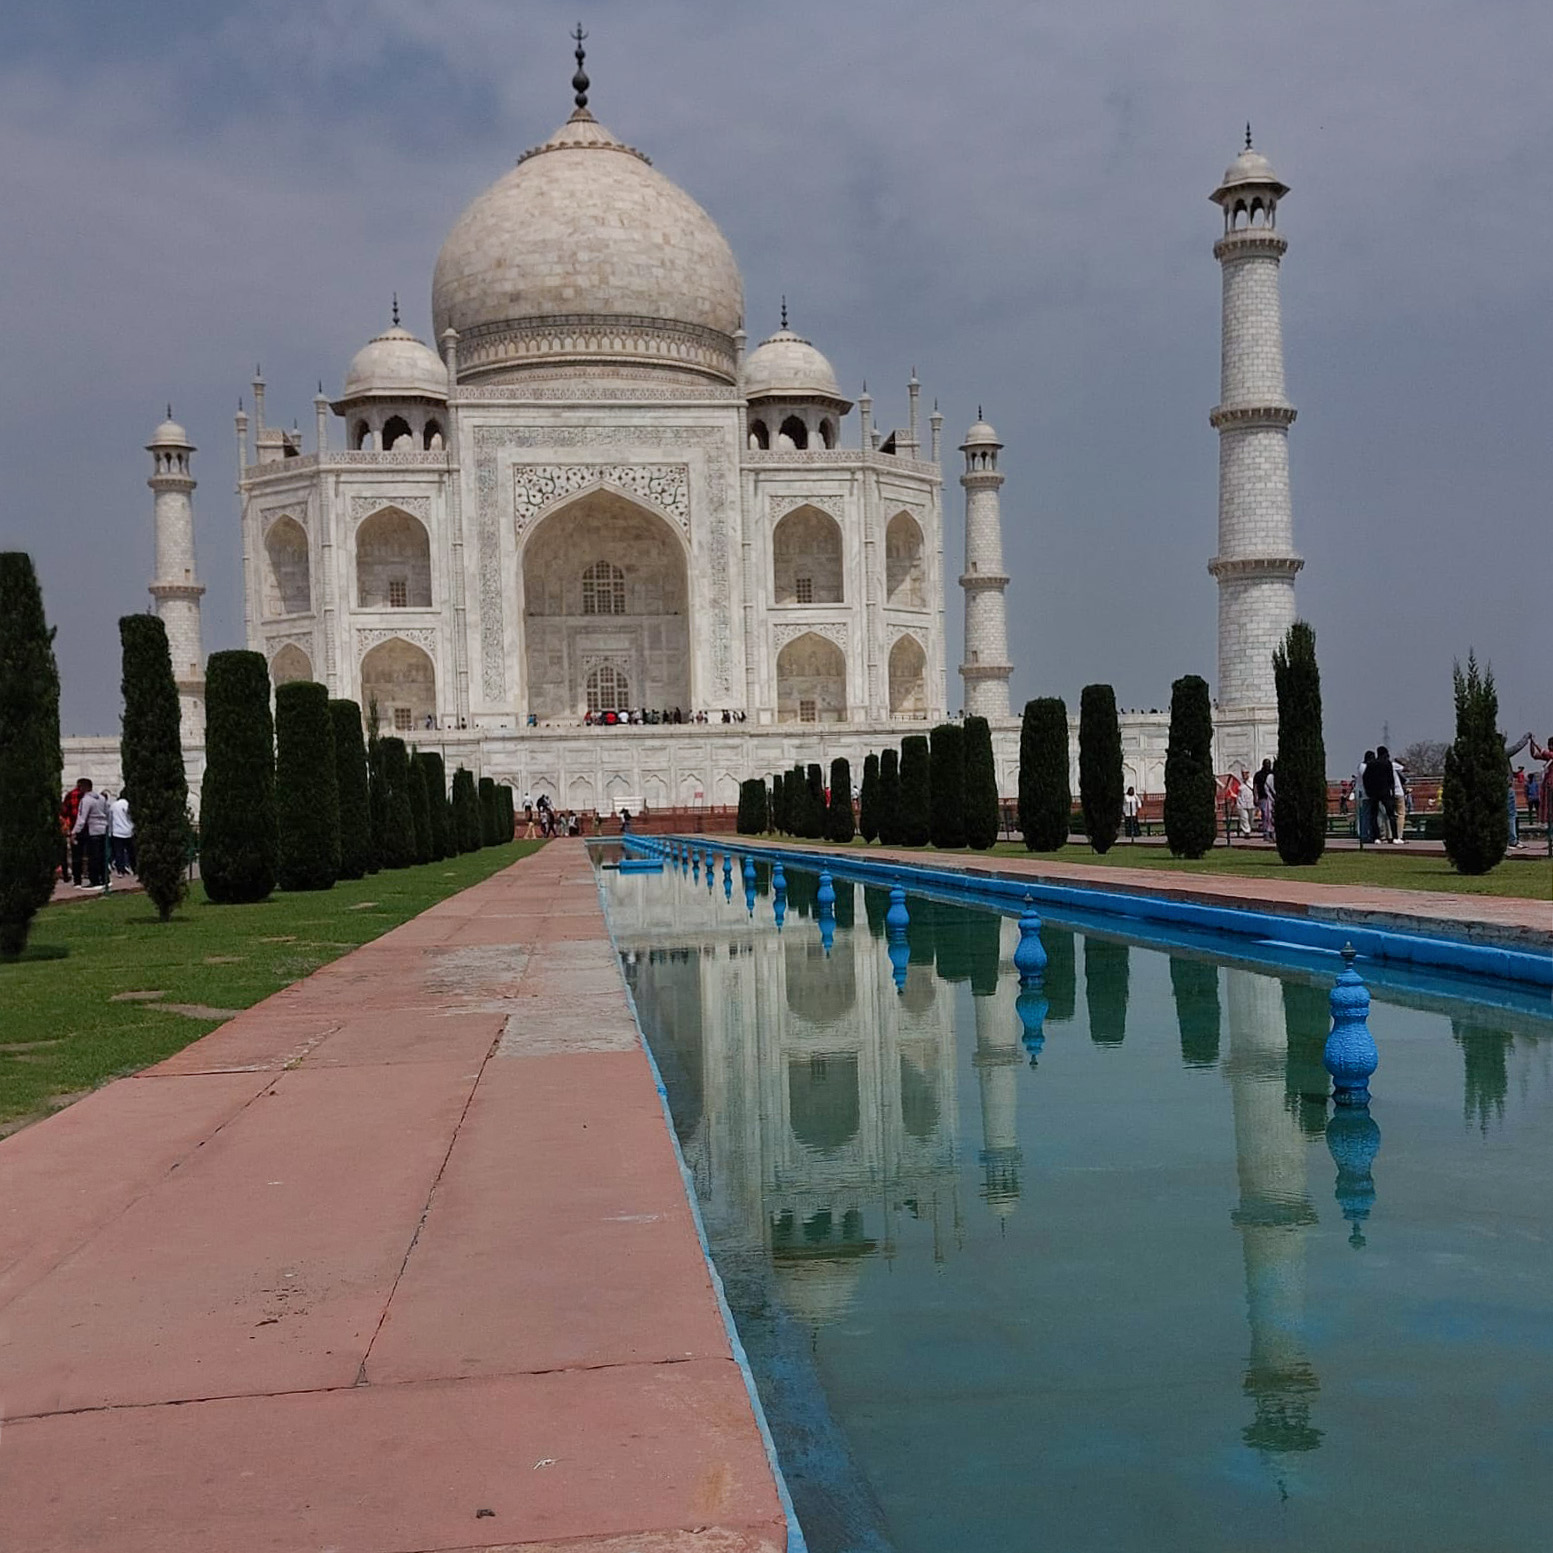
[3,0,1546,763]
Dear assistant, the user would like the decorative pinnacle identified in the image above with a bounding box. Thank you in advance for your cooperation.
[1245,121,1253,150]
[1341,941,1357,967]
[780,295,788,329]
[978,404,983,420]
[166,402,173,420]
[391,292,400,327]
[571,22,589,110]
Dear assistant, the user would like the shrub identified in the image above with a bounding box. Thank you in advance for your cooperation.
[0,553,62,957]
[200,650,277,903]
[274,680,340,891]
[365,717,387,875]
[499,785,515,843]
[118,614,188,921]
[329,701,374,880]
[898,735,932,846]
[1442,652,1509,875]
[418,750,450,862]
[377,738,416,869]
[1163,675,1217,859]
[768,772,784,833]
[963,716,999,850]
[1018,697,1070,851]
[451,766,480,853]
[929,723,966,849]
[827,757,856,843]
[406,753,433,865]
[737,777,768,835]
[803,763,825,840]
[858,753,880,843]
[1078,684,1123,855]
[478,776,499,847]
[1272,622,1327,865]
[876,748,902,846]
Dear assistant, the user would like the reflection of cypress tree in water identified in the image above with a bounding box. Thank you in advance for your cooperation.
[833,879,855,931]
[627,949,705,1147]
[932,901,973,983]
[1041,925,1077,1022]
[967,910,1003,997]
[1084,938,1130,1045]
[1169,956,1221,1068]
[862,883,887,938]
[1452,1016,1514,1132]
[1281,980,1332,1137]
[784,868,818,919]
[905,897,937,966]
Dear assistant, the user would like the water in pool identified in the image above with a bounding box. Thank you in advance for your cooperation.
[600,852,1553,1553]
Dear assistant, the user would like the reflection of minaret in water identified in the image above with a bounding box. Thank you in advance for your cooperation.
[972,978,1022,1217]
[1226,968,1322,1458]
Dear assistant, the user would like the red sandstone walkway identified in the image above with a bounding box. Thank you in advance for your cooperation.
[0,841,784,1553]
[718,838,1552,948]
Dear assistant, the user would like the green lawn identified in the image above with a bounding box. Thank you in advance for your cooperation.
[0,842,542,1133]
[752,836,1552,901]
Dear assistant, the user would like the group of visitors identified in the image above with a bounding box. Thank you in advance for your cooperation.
[1505,733,1553,849]
[1356,747,1409,844]
[1221,761,1277,841]
[574,707,749,727]
[518,792,588,839]
[58,778,136,890]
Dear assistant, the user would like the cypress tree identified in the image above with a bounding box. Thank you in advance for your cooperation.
[1272,622,1327,865]
[736,779,754,834]
[0,554,62,958]
[406,753,433,865]
[200,650,277,904]
[118,613,188,921]
[876,747,902,846]
[767,772,782,833]
[1163,675,1217,859]
[929,722,966,849]
[1442,653,1509,875]
[1078,684,1123,855]
[1018,697,1070,851]
[365,721,387,874]
[418,749,450,862]
[451,766,480,853]
[963,715,999,850]
[377,737,416,868]
[827,757,856,843]
[791,763,807,834]
[329,700,373,880]
[858,752,880,843]
[804,763,826,840]
[500,785,516,843]
[478,776,499,846]
[274,680,340,891]
[898,735,932,846]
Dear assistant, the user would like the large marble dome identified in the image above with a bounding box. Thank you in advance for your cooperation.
[432,107,744,385]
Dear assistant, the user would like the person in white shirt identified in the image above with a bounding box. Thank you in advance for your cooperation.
[1122,786,1142,840]
[109,793,136,876]
[1234,768,1255,837]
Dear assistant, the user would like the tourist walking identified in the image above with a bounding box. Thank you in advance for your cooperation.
[60,777,90,885]
[1123,786,1142,840]
[1531,734,1553,826]
[72,783,112,888]
[1364,746,1396,843]
[1234,768,1255,837]
[1504,733,1531,848]
[1392,759,1410,844]
[109,791,136,876]
[1355,752,1374,842]
[1254,759,1275,842]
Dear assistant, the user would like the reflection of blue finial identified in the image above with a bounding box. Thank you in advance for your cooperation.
[817,870,836,909]
[774,891,787,932]
[772,861,787,895]
[706,856,715,889]
[745,884,756,917]
[1326,1105,1381,1248]
[888,933,911,992]
[1017,986,1050,1065]
[885,884,910,933]
[743,855,756,886]
[1324,944,1378,1106]
[820,913,835,957]
[1013,894,1048,984]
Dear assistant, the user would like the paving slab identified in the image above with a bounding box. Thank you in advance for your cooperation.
[0,839,786,1550]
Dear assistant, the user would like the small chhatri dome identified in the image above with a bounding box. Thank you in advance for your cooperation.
[741,316,846,403]
[338,316,448,405]
[148,408,192,449]
[1214,131,1289,200]
[962,413,1000,447]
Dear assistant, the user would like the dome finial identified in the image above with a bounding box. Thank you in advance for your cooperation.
[571,22,590,111]
[166,402,173,420]
[1245,121,1253,150]
[978,404,983,421]
[391,292,400,327]
[780,294,788,330]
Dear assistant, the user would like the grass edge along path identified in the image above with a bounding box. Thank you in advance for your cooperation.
[0,841,542,1133]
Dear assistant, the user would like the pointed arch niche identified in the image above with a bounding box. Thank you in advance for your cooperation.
[772,505,843,605]
[776,631,847,724]
[356,506,432,609]
[360,637,436,732]
[269,643,312,687]
[888,634,927,719]
[885,511,925,606]
[521,489,689,721]
[262,516,311,617]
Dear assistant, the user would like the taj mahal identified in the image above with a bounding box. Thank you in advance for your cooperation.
[67,43,1304,812]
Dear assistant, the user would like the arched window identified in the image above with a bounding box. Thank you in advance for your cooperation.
[885,512,925,606]
[269,643,312,686]
[262,516,311,617]
[748,419,770,450]
[352,421,373,451]
[586,663,630,713]
[359,637,436,731]
[888,634,927,718]
[778,414,809,451]
[382,415,412,451]
[581,560,626,616]
[818,418,836,449]
[772,505,844,604]
[776,631,846,724]
[423,419,444,450]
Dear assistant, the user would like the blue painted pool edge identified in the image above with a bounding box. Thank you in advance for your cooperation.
[640,837,1551,991]
[592,863,811,1553]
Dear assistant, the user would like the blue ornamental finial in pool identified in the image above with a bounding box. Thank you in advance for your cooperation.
[1324,944,1378,1106]
[743,855,756,886]
[1013,895,1048,985]
[817,870,836,909]
[1325,1105,1382,1248]
[885,884,910,933]
[772,861,787,894]
[888,933,911,993]
[1016,986,1049,1065]
[820,913,835,957]
[722,851,732,879]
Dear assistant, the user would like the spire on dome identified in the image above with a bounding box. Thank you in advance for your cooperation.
[166,402,173,420]
[780,295,788,330]
[392,292,400,327]
[571,22,590,112]
[1245,121,1254,150]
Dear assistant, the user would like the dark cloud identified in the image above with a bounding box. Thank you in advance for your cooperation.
[2,0,1546,759]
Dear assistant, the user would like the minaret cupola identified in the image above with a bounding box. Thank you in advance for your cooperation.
[741,302,853,451]
[332,298,450,452]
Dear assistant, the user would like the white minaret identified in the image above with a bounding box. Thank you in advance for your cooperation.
[1209,130,1303,725]
[147,410,206,742]
[958,414,1013,719]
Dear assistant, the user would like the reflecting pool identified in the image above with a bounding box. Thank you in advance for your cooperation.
[599,853,1553,1553]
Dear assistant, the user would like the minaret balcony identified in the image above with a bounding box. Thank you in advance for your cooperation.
[149,580,207,601]
[958,571,1010,591]
[960,662,1013,681]
[1213,230,1288,262]
[1207,555,1304,581]
[1209,403,1297,431]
